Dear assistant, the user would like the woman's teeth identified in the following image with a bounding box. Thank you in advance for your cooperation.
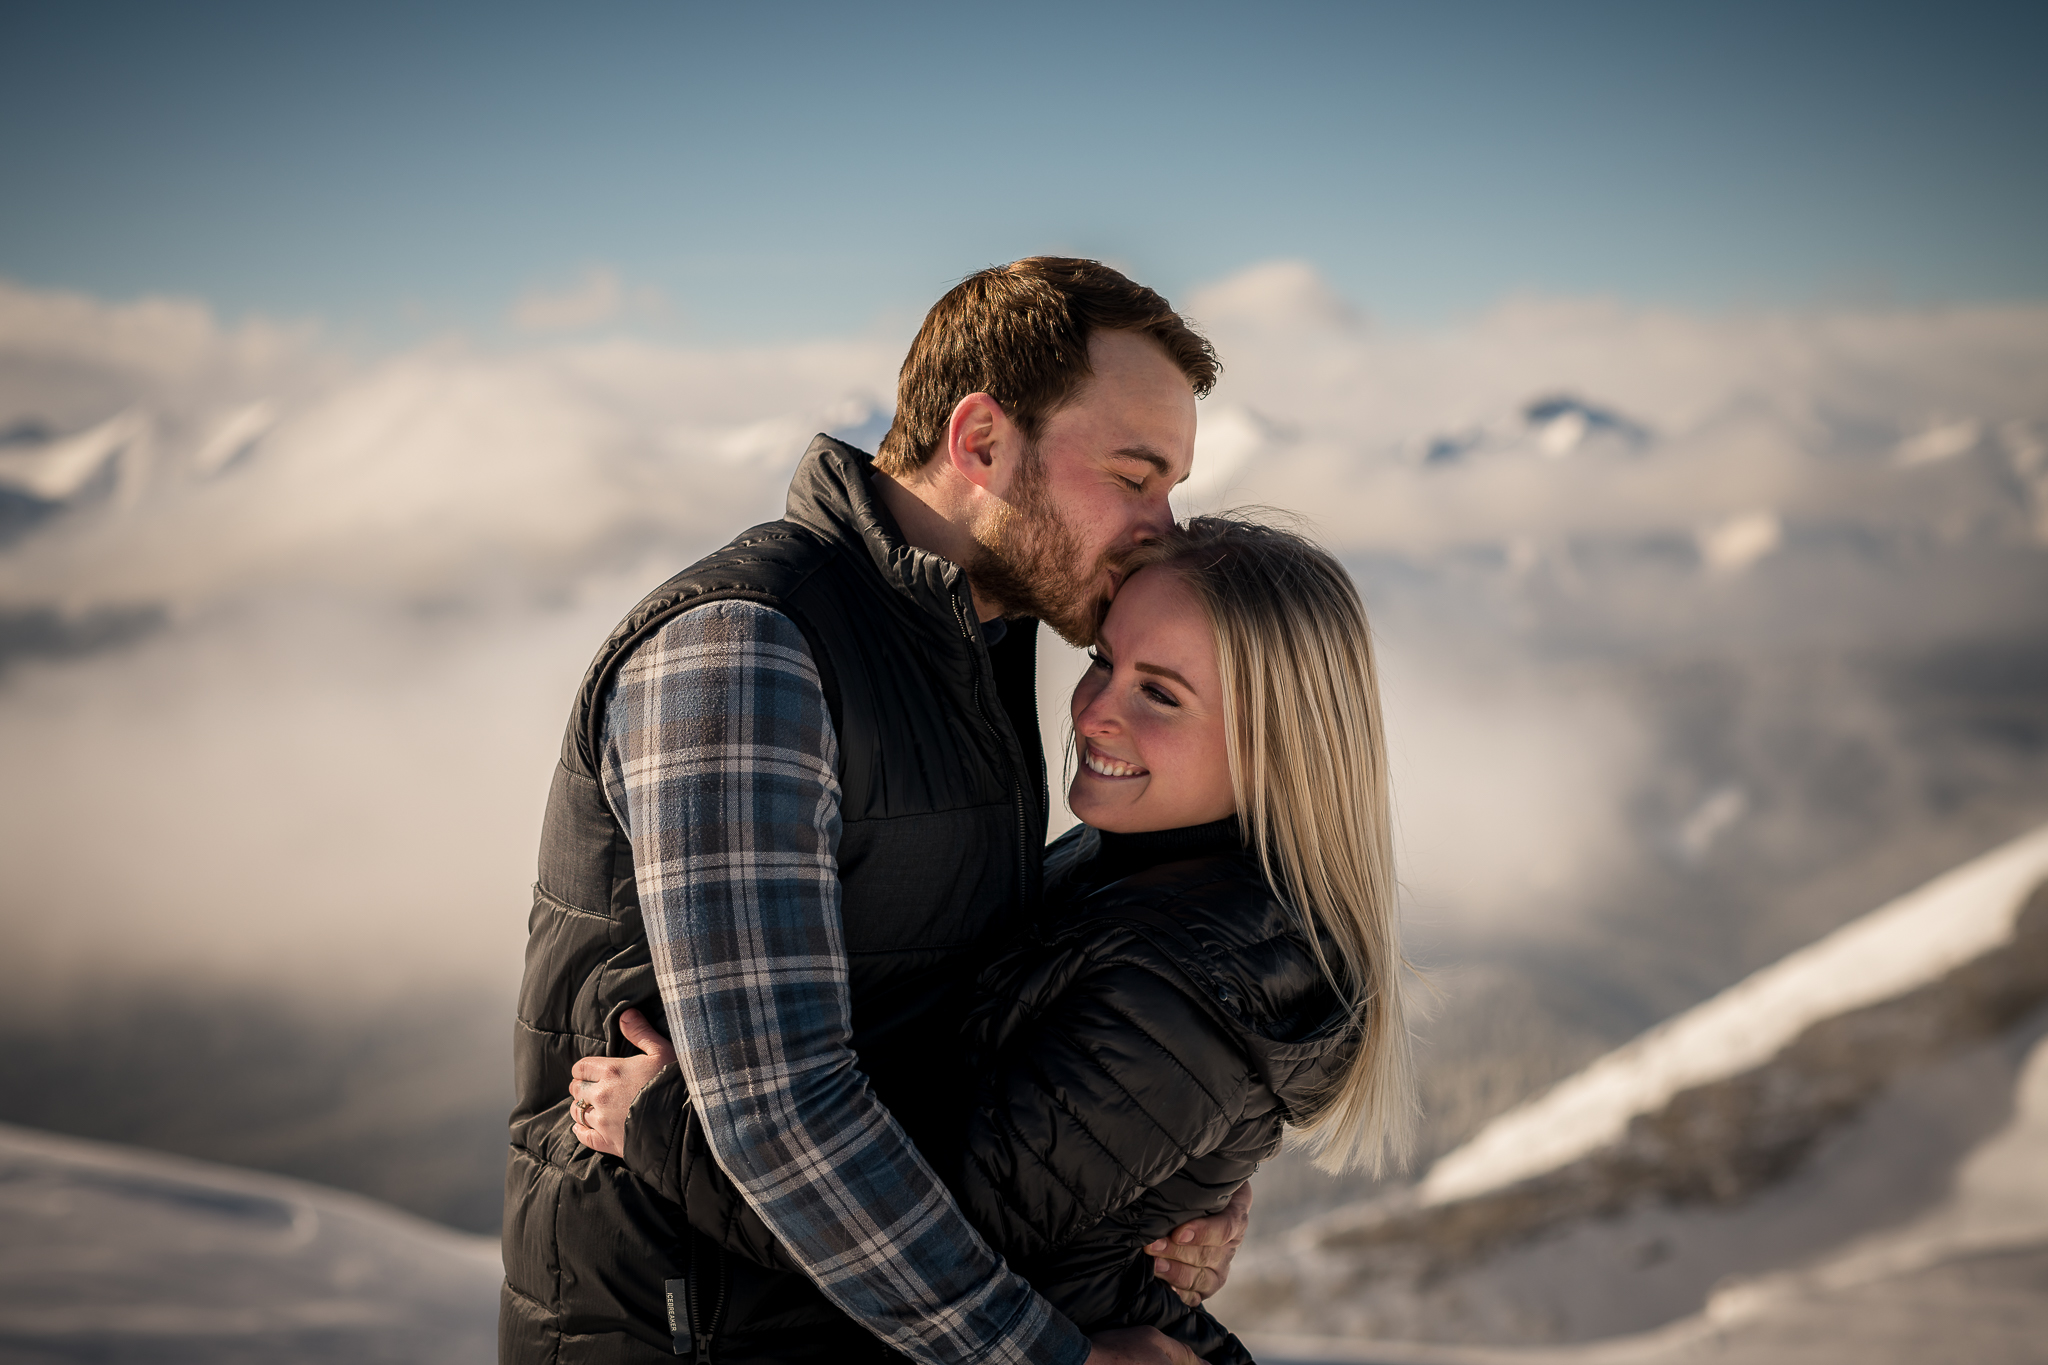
[1083,745,1148,778]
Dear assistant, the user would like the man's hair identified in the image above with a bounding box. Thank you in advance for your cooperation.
[874,257,1219,476]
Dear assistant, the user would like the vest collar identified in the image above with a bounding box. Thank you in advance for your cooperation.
[783,434,984,642]
[782,434,1041,821]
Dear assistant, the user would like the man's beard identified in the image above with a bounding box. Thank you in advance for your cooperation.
[966,449,1113,647]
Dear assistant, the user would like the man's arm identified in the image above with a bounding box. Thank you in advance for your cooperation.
[596,600,1089,1365]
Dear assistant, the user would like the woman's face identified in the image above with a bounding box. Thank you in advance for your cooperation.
[1067,566,1236,833]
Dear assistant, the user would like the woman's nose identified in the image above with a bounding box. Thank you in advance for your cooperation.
[1075,691,1121,736]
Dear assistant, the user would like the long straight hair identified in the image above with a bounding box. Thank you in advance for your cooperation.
[1130,513,1417,1175]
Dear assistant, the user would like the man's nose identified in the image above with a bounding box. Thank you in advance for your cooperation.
[1131,493,1176,543]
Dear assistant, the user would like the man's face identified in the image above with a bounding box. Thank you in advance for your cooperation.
[969,329,1198,645]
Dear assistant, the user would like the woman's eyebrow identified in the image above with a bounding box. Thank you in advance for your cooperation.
[1134,662,1195,690]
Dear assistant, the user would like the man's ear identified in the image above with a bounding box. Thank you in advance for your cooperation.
[941,393,1023,498]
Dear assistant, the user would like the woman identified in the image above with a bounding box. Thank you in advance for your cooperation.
[947,513,1417,1363]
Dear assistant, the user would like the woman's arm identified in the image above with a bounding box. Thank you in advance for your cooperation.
[957,953,1250,1265]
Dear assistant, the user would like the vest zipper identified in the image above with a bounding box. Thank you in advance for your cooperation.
[954,593,1030,908]
[701,1244,726,1365]
[684,1232,727,1363]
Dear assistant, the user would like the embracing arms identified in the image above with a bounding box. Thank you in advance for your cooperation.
[590,601,1081,1365]
[572,601,1236,1365]
[954,947,1266,1355]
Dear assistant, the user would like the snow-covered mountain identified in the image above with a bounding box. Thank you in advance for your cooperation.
[1223,824,2048,1359]
[0,1122,499,1364]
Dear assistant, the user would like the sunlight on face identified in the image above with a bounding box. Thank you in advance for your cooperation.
[1022,330,1197,643]
[1067,566,1235,833]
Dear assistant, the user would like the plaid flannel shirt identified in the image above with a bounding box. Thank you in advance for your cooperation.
[599,599,1088,1365]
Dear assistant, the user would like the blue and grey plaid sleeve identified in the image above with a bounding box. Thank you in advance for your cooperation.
[599,599,1089,1365]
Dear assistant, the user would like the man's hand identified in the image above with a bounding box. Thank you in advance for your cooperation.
[568,1008,675,1157]
[1085,1326,1202,1365]
[1148,1181,1252,1307]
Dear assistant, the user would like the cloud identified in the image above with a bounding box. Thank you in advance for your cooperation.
[1895,417,1984,467]
[0,278,905,997]
[0,301,898,616]
[1,267,2045,1010]
[1696,509,1782,574]
[507,265,666,333]
[1185,258,1364,337]
[1172,266,2048,955]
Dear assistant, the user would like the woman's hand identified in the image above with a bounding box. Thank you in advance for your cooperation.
[1148,1181,1252,1306]
[568,1008,676,1157]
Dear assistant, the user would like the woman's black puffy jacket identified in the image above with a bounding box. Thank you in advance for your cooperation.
[951,818,1357,1364]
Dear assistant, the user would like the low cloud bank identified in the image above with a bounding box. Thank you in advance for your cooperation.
[2,267,2045,1024]
[1177,265,2048,979]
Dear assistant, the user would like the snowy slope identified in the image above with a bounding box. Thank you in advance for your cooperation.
[0,1123,500,1364]
[1425,823,2048,1204]
[1245,1028,2048,1364]
[1219,825,2048,1349]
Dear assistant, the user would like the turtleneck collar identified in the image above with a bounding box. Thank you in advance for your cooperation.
[1066,815,1245,895]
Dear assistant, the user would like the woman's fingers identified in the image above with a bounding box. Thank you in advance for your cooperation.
[1172,1181,1252,1247]
[567,1059,663,1155]
[618,1008,678,1062]
[565,1057,631,1101]
[571,1107,622,1157]
[567,1060,614,1150]
[570,1081,623,1155]
[566,1033,673,1156]
[568,1062,608,1111]
[1150,1255,1220,1295]
[1147,1181,1252,1300]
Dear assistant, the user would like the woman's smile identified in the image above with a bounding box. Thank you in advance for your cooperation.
[1079,740,1149,779]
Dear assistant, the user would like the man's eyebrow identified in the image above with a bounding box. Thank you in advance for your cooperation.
[1134,662,1196,690]
[1111,446,1183,483]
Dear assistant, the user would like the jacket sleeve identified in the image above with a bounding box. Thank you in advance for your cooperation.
[955,947,1250,1264]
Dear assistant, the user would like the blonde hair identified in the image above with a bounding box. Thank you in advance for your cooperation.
[1132,513,1417,1175]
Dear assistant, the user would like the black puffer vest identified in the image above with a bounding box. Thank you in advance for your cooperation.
[501,436,1049,1365]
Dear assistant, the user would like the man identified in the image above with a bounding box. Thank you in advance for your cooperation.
[503,258,1247,1365]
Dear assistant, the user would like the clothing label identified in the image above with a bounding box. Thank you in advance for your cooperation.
[663,1278,692,1355]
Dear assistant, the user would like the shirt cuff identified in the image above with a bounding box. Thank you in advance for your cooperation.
[988,1291,1091,1365]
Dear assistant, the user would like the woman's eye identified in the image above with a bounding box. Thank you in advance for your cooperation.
[1086,649,1110,670]
[1142,684,1180,707]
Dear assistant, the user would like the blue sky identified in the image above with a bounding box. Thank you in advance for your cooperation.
[3,0,2043,342]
